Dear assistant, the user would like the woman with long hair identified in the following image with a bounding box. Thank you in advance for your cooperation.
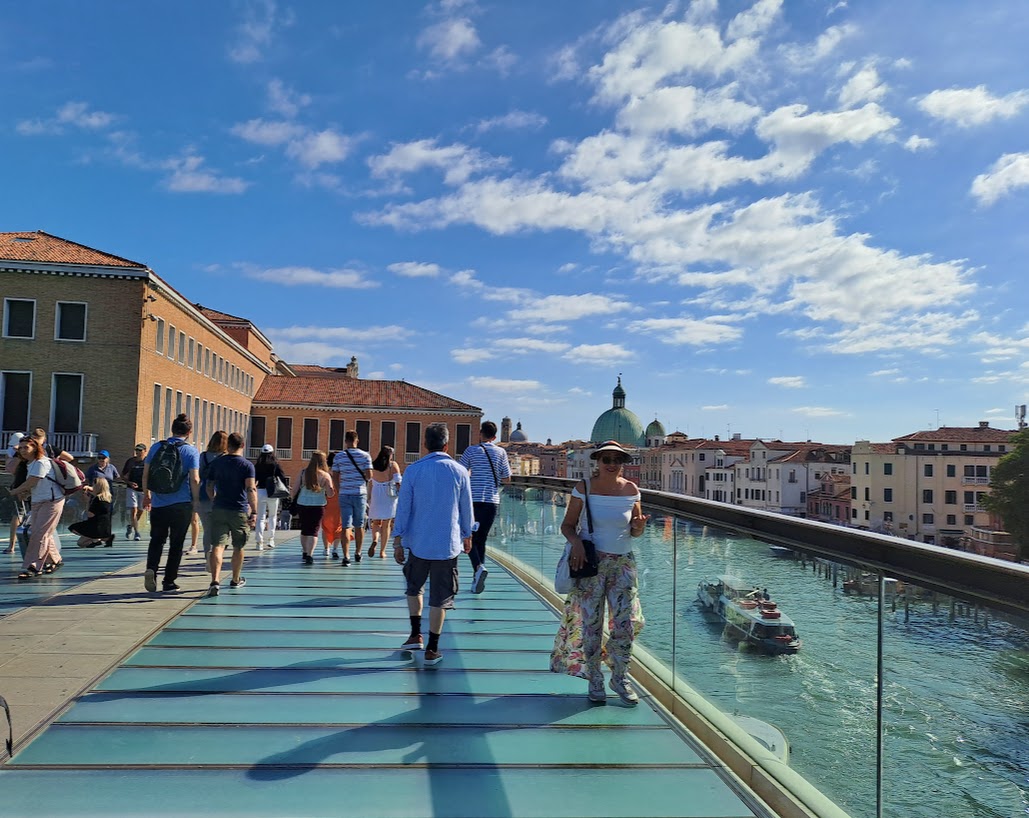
[70,476,114,547]
[197,431,228,563]
[11,436,66,578]
[550,440,649,705]
[254,444,287,550]
[367,445,401,558]
[294,451,335,564]
[320,451,343,559]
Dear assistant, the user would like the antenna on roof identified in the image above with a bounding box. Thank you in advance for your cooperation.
[1017,404,1027,429]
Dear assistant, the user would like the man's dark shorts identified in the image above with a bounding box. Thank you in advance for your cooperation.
[403,554,459,609]
[210,507,249,551]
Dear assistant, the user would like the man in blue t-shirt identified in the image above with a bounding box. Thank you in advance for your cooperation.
[142,414,201,593]
[204,431,257,596]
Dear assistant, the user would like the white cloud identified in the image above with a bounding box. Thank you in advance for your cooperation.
[918,85,1029,127]
[494,337,571,354]
[162,154,248,194]
[474,110,547,134]
[231,118,306,146]
[452,348,494,364]
[467,376,542,392]
[286,129,353,168]
[628,316,743,346]
[779,24,854,68]
[228,0,290,64]
[839,64,887,108]
[903,135,934,152]
[701,404,729,411]
[17,101,117,135]
[267,79,311,118]
[769,376,807,388]
[870,368,901,377]
[388,261,442,278]
[369,139,506,186]
[617,84,761,136]
[562,343,634,364]
[508,293,632,323]
[418,17,481,62]
[970,152,1029,206]
[791,406,845,417]
[726,0,783,41]
[237,263,378,288]
[271,324,413,341]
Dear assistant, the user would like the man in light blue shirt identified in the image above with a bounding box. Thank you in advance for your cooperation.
[393,423,473,665]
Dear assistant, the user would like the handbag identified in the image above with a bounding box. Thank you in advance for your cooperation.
[554,480,599,592]
[267,475,291,499]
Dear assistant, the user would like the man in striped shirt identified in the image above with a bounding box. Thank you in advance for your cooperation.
[332,430,372,566]
[458,420,511,593]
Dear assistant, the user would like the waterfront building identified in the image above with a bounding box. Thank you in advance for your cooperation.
[250,364,481,476]
[0,231,268,460]
[851,422,1017,548]
[806,470,853,524]
[735,441,850,517]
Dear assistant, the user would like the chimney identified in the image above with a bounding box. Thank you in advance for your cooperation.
[978,421,989,429]
[732,433,741,441]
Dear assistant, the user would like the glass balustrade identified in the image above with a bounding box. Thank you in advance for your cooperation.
[490,482,1029,818]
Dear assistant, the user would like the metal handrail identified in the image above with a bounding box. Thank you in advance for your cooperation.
[511,476,1028,616]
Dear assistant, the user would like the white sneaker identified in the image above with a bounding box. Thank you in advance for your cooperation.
[609,677,639,705]
[267,540,275,548]
[472,566,488,594]
[256,543,264,551]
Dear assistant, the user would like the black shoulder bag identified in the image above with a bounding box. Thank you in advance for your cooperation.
[570,480,599,579]
[481,443,501,489]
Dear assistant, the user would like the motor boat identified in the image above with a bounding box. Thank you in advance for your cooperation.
[697,575,802,654]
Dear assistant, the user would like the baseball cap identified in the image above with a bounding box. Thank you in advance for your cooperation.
[135,443,147,451]
[98,450,110,458]
[261,444,274,453]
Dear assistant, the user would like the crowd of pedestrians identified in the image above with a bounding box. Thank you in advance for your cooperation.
[4,416,647,703]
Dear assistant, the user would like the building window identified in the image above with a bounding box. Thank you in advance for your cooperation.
[455,423,471,455]
[924,464,933,477]
[851,486,857,499]
[884,463,893,475]
[3,298,35,338]
[380,421,396,450]
[178,332,186,364]
[959,444,967,451]
[883,511,893,522]
[922,489,933,504]
[164,388,172,437]
[51,373,83,433]
[984,445,991,452]
[166,325,176,358]
[55,302,87,341]
[405,422,421,458]
[356,420,371,449]
[175,391,183,417]
[922,513,934,525]
[188,338,195,369]
[999,445,1006,453]
[947,464,955,477]
[865,462,870,474]
[276,417,292,453]
[964,515,974,525]
[151,384,161,441]
[204,349,211,376]
[864,510,869,521]
[883,488,893,502]
[852,509,857,518]
[864,487,870,501]
[946,515,957,525]
[1,371,32,432]
[329,419,345,452]
[303,418,319,455]
[945,490,956,504]
[249,416,266,449]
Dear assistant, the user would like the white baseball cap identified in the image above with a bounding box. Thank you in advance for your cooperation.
[261,444,275,453]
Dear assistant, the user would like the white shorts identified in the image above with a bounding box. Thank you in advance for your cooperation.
[125,489,143,510]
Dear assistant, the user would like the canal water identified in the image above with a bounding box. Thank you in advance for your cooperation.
[495,492,1029,818]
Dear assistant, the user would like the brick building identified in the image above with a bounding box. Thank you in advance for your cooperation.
[1,232,478,475]
[1,231,270,462]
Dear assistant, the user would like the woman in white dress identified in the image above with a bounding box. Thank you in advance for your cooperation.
[367,445,401,558]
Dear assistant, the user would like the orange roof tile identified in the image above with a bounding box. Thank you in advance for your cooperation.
[893,426,1016,444]
[0,231,146,268]
[196,304,252,324]
[254,375,480,412]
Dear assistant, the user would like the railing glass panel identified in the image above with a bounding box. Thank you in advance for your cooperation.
[491,482,1028,818]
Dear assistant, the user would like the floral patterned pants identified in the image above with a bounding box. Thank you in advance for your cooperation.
[550,553,644,684]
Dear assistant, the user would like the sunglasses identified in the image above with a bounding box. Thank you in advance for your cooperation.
[599,455,626,465]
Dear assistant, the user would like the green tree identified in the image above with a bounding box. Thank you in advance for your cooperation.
[982,428,1029,561]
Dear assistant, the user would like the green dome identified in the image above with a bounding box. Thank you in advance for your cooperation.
[591,408,645,447]
[646,419,666,437]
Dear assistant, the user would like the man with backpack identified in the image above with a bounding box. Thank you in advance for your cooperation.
[121,443,148,541]
[141,413,201,593]
[458,420,512,594]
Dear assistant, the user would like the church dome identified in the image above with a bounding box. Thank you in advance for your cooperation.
[509,421,528,442]
[590,377,645,447]
[646,419,666,437]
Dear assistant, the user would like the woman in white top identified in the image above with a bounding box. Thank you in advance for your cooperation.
[367,445,401,558]
[294,451,335,565]
[551,440,648,705]
[11,436,67,579]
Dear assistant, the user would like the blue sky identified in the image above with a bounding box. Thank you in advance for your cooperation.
[3,0,1028,446]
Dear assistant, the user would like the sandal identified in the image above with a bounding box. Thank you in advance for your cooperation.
[18,567,41,580]
[42,561,64,574]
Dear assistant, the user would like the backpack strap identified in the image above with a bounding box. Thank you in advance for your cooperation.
[343,448,366,478]
[481,444,501,488]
